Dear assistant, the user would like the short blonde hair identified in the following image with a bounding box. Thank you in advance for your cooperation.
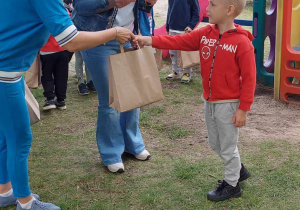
[228,0,247,17]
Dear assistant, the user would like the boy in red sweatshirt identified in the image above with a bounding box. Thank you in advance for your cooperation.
[134,0,256,201]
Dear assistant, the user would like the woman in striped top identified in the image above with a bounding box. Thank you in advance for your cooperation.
[0,0,134,210]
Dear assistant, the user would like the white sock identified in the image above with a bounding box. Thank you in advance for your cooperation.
[19,196,36,209]
[0,188,13,197]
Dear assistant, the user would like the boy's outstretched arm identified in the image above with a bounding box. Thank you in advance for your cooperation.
[133,29,203,51]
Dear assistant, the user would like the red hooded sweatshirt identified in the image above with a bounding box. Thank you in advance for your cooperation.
[152,24,256,111]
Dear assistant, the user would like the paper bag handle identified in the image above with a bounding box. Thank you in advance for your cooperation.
[120,45,125,53]
[120,44,141,54]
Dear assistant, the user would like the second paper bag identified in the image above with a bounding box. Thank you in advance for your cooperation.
[177,51,200,69]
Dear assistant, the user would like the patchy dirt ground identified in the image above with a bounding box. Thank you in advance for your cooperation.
[245,85,300,144]
[164,69,300,148]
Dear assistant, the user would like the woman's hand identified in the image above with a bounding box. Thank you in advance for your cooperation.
[115,27,135,44]
[114,0,136,8]
[132,35,153,48]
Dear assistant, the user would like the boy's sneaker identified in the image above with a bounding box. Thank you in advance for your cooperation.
[55,100,66,110]
[134,149,151,161]
[87,81,96,92]
[107,163,124,173]
[207,180,242,201]
[17,200,60,210]
[166,72,181,80]
[239,163,251,182]
[0,194,40,208]
[181,73,192,83]
[78,83,89,95]
[43,100,56,111]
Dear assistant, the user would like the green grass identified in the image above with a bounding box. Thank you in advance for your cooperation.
[4,64,299,210]
[3,4,299,210]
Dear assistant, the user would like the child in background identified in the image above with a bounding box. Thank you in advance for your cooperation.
[134,0,256,201]
[75,51,96,95]
[166,0,200,83]
[66,0,95,95]
[40,6,73,110]
[139,0,157,36]
[40,35,70,111]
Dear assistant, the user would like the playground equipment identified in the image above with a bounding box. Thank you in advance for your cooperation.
[252,0,277,86]
[274,0,300,105]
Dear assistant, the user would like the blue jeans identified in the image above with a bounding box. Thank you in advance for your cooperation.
[81,41,145,166]
[0,77,32,198]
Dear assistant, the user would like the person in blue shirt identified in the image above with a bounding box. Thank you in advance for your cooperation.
[72,0,154,174]
[0,0,134,209]
[166,0,200,83]
[139,0,157,36]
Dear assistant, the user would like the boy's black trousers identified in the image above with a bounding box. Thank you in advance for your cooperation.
[40,50,71,102]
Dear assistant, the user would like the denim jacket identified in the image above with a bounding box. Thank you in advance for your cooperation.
[72,0,152,33]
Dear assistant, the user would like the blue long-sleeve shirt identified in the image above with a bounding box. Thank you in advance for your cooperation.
[166,0,200,32]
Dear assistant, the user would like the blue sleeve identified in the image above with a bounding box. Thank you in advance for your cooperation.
[188,0,200,29]
[30,0,79,46]
[139,9,155,36]
[72,0,110,14]
[31,0,73,36]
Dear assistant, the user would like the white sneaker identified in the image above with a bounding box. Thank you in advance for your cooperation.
[166,72,181,80]
[134,150,151,161]
[107,163,124,173]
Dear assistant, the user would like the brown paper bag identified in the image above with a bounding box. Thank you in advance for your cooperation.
[25,55,41,89]
[24,83,40,125]
[177,51,200,69]
[109,46,164,112]
[153,48,163,71]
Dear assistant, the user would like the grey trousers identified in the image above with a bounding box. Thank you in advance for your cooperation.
[204,101,241,186]
[169,31,192,75]
[75,51,92,85]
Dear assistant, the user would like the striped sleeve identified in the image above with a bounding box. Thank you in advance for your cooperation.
[54,25,79,46]
[31,0,79,46]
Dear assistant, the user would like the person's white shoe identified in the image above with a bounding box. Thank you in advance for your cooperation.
[166,72,181,80]
[134,150,151,161]
[107,163,124,173]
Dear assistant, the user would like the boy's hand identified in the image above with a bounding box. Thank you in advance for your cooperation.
[132,35,153,48]
[231,109,247,128]
[184,26,192,33]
